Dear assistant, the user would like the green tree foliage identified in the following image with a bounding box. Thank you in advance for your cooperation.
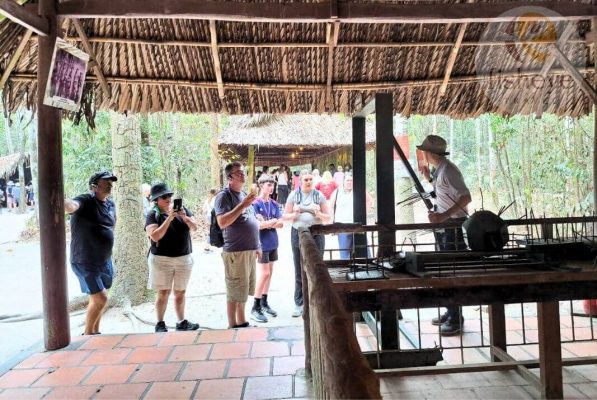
[58,111,219,212]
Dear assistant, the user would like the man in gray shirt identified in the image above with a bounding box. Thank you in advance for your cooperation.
[418,134,472,336]
[215,161,261,328]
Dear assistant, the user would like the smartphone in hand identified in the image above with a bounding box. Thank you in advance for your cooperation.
[173,198,182,211]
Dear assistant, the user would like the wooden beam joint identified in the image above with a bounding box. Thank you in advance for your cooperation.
[0,0,48,36]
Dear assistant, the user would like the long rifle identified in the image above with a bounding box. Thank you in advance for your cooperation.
[392,136,434,211]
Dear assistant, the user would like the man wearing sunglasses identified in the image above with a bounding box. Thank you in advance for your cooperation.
[65,171,117,335]
[215,161,262,328]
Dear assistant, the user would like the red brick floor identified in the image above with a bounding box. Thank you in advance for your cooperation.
[1,319,596,399]
[0,327,309,400]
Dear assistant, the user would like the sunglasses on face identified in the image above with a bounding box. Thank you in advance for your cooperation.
[160,195,172,200]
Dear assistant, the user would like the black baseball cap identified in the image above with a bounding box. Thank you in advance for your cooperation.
[89,171,118,186]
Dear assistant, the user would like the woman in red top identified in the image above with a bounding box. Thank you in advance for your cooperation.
[315,170,338,200]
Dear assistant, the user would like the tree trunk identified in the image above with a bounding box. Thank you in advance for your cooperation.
[475,119,482,190]
[209,114,222,188]
[110,112,148,307]
[17,160,26,213]
[487,118,498,209]
[449,118,455,161]
[3,115,14,153]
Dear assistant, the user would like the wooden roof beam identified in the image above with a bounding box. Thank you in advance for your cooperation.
[550,44,597,105]
[209,20,225,99]
[541,22,577,77]
[11,66,593,93]
[56,1,597,23]
[325,21,339,112]
[36,36,587,49]
[71,19,112,104]
[0,0,48,36]
[439,23,467,97]
[0,28,32,90]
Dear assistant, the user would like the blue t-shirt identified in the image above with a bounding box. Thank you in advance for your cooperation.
[214,188,260,252]
[70,193,116,266]
[252,198,282,252]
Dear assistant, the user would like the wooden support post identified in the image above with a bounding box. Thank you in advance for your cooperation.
[209,20,225,99]
[375,93,395,257]
[352,116,367,257]
[538,301,563,399]
[594,17,597,214]
[374,93,398,350]
[0,29,33,90]
[38,0,70,351]
[488,303,507,362]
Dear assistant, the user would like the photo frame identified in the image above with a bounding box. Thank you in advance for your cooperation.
[43,38,90,111]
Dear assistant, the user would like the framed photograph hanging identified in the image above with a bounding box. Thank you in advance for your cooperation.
[43,38,90,111]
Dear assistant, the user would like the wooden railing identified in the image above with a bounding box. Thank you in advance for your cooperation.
[299,228,381,399]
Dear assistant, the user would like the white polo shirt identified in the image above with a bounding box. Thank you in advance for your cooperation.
[432,158,470,217]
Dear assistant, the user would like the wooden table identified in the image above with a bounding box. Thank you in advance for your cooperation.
[328,265,597,399]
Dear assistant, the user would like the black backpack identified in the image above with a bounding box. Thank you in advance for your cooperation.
[209,189,233,248]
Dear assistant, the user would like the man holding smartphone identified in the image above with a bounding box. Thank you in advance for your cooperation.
[145,183,199,332]
[215,162,261,328]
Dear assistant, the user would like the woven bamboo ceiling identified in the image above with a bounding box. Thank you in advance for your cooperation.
[1,0,596,117]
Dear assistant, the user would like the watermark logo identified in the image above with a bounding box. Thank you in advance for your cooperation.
[473,6,584,111]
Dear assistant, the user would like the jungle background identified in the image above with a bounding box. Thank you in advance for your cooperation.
[1,111,594,219]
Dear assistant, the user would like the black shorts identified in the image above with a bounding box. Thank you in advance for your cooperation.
[258,249,278,264]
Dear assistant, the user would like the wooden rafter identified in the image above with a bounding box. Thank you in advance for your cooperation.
[34,35,586,49]
[325,21,339,111]
[550,44,597,105]
[71,19,112,104]
[439,23,467,97]
[56,1,597,23]
[11,66,593,93]
[0,0,48,36]
[0,28,32,90]
[209,20,225,99]
[541,23,577,77]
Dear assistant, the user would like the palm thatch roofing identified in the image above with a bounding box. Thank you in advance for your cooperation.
[219,114,376,165]
[0,1,595,118]
[0,152,26,179]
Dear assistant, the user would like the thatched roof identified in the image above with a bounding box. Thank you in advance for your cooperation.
[0,153,26,179]
[219,114,376,164]
[0,1,595,117]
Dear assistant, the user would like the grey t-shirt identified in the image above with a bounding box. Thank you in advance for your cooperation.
[214,188,260,252]
[432,158,470,217]
[288,189,326,229]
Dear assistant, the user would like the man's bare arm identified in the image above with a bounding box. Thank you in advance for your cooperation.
[64,199,80,214]
[216,193,256,229]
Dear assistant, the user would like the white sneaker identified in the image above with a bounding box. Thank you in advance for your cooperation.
[292,305,303,318]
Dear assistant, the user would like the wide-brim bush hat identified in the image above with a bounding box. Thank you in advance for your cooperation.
[416,135,450,156]
[150,183,174,201]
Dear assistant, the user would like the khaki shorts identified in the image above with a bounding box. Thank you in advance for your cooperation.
[222,250,256,303]
[148,253,194,291]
